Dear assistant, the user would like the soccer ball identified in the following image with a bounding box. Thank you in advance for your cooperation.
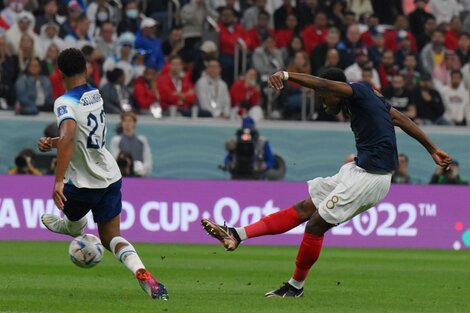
[69,234,104,268]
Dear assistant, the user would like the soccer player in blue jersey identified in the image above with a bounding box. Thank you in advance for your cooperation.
[37,48,168,301]
[202,67,452,298]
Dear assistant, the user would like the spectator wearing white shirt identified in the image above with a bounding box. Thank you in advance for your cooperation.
[38,21,64,54]
[344,49,381,89]
[429,0,462,24]
[63,14,94,49]
[6,11,40,56]
[195,58,231,118]
[440,70,470,125]
[94,22,116,59]
[252,35,284,82]
[101,32,136,87]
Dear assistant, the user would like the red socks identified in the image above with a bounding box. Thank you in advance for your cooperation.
[292,232,324,282]
[244,206,302,238]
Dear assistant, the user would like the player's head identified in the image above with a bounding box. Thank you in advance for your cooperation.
[57,48,86,79]
[317,67,347,115]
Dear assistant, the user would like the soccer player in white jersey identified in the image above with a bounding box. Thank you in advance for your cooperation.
[38,48,168,301]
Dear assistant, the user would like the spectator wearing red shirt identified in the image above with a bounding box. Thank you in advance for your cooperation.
[445,15,462,51]
[230,68,262,120]
[81,45,101,87]
[49,65,65,100]
[246,11,275,51]
[360,15,380,48]
[133,67,158,111]
[218,7,247,85]
[378,50,400,89]
[300,11,328,56]
[274,14,298,48]
[157,55,196,116]
[384,15,417,52]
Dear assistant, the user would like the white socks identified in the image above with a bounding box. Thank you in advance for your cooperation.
[65,216,87,235]
[288,278,304,289]
[110,236,145,274]
[234,227,247,241]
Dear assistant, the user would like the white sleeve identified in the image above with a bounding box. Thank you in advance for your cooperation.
[221,82,231,117]
[196,79,211,110]
[139,135,153,176]
[54,98,76,127]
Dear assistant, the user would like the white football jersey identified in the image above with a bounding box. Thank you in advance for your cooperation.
[54,84,121,189]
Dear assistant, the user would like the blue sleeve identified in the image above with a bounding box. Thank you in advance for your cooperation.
[264,142,274,169]
[224,152,233,166]
[155,41,164,70]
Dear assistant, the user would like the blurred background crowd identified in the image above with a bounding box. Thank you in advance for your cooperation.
[1,0,470,124]
[3,0,470,183]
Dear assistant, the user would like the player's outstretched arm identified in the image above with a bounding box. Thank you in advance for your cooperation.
[54,120,76,210]
[268,71,353,98]
[390,108,452,167]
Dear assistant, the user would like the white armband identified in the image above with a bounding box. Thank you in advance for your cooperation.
[282,71,289,81]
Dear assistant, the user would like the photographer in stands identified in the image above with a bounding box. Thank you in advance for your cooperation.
[8,148,42,175]
[223,117,274,180]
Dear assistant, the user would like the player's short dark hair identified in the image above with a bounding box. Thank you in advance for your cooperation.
[318,67,347,83]
[57,48,86,77]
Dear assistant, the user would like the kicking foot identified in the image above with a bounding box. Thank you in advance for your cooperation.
[41,214,83,237]
[136,269,169,301]
[201,219,240,251]
[265,282,304,298]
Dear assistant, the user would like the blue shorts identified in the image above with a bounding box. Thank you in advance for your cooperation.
[63,179,122,223]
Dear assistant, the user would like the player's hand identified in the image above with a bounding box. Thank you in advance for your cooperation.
[431,148,452,169]
[38,137,52,152]
[268,72,285,90]
[53,181,67,210]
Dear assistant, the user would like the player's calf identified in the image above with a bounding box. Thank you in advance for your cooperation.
[109,236,170,300]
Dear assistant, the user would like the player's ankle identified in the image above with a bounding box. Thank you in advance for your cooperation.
[230,227,243,243]
[288,278,305,290]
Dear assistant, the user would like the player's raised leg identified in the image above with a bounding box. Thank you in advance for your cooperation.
[98,214,169,301]
[41,214,87,237]
[201,198,315,250]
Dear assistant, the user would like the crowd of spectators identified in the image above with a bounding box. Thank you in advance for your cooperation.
[0,0,469,124]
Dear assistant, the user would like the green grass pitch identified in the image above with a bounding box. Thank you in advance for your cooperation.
[1,241,469,313]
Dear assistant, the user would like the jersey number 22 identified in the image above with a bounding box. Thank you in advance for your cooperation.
[87,110,106,149]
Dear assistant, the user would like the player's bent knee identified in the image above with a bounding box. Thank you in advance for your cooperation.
[305,212,333,236]
[294,198,317,222]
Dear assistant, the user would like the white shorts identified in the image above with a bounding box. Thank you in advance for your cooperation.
[308,162,392,225]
